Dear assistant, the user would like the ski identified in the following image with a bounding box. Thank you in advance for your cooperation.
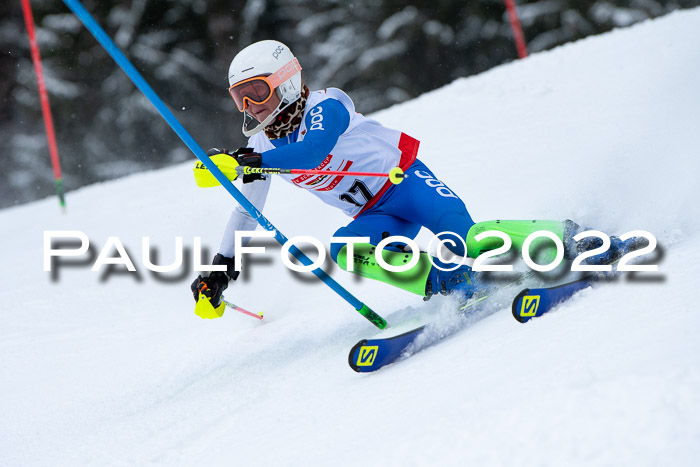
[511,277,592,323]
[348,294,494,373]
[510,242,639,323]
[347,269,541,373]
[348,325,427,373]
[348,236,646,372]
[510,236,647,323]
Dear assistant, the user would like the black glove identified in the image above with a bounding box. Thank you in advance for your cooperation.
[212,253,240,281]
[190,254,240,307]
[191,272,228,308]
[206,147,263,183]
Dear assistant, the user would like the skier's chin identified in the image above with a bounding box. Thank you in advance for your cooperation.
[248,108,271,123]
[251,112,267,122]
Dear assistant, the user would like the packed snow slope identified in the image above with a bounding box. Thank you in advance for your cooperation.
[2,9,700,467]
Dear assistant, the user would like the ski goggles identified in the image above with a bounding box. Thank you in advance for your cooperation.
[228,57,302,112]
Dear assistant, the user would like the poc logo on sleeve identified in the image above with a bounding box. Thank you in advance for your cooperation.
[413,170,457,198]
[309,106,324,131]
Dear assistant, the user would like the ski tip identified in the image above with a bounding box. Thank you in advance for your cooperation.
[511,288,533,324]
[348,339,369,373]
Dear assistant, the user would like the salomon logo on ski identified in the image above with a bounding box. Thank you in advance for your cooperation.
[356,346,378,366]
[520,295,540,317]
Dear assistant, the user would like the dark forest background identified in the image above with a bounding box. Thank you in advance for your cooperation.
[1,0,698,209]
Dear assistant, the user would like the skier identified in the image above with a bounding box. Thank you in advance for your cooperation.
[191,40,634,318]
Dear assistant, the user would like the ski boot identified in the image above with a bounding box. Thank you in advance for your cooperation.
[424,259,484,305]
[563,219,646,266]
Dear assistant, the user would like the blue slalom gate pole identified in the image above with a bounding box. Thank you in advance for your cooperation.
[62,0,386,329]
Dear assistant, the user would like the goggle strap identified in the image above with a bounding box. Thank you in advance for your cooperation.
[267,57,302,89]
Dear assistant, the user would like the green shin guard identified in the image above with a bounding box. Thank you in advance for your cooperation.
[466,220,565,259]
[336,243,432,296]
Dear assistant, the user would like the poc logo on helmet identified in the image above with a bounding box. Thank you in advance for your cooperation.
[309,106,324,131]
[272,45,284,59]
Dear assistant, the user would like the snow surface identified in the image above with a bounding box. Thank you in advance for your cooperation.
[2,8,700,466]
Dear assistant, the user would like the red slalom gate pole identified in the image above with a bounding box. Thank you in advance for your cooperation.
[504,0,529,59]
[21,0,66,211]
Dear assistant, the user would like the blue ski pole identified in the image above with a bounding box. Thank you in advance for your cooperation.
[62,0,386,329]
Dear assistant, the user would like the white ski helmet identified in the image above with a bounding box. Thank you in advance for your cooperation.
[227,40,303,137]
